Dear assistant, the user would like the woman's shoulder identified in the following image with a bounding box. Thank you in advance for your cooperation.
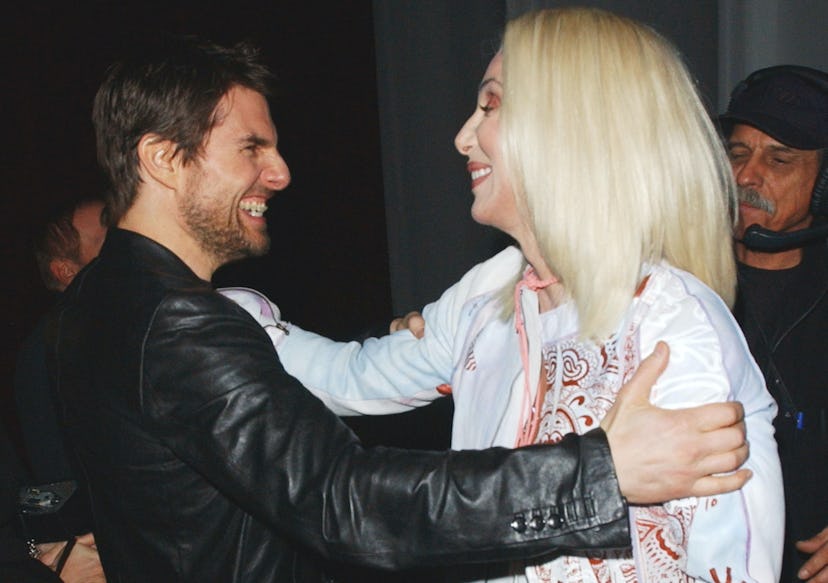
[469,245,524,280]
[432,245,523,307]
[642,263,733,322]
[637,263,767,405]
[636,263,739,343]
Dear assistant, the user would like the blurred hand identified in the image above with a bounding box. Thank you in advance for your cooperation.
[37,532,106,583]
[389,311,425,338]
[601,341,751,504]
[797,526,828,582]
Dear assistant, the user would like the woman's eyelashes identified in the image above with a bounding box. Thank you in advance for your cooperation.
[479,93,501,115]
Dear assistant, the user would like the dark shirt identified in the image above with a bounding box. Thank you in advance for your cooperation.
[15,318,76,484]
[734,241,828,582]
[14,315,94,539]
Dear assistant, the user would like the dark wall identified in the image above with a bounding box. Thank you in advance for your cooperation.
[373,0,512,316]
[1,2,391,443]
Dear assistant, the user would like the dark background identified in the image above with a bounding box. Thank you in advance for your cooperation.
[0,2,401,447]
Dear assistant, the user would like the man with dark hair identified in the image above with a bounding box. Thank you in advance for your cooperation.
[13,198,107,581]
[18,197,106,487]
[721,65,828,582]
[46,36,750,582]
[34,199,106,292]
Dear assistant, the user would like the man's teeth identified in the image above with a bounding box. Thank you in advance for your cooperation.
[471,168,491,180]
[239,200,267,217]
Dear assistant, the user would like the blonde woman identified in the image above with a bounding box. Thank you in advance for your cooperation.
[225,7,782,581]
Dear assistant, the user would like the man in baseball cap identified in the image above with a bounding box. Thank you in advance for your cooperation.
[721,65,828,583]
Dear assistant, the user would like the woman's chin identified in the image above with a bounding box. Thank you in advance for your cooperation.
[470,204,494,228]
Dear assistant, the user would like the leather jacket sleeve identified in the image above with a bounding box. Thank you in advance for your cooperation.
[143,292,629,570]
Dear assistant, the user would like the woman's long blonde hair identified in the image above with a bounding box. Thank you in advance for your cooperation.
[500,7,736,339]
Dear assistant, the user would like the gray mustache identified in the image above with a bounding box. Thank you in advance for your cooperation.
[738,188,775,214]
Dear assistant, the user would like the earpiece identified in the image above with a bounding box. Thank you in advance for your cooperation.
[811,154,828,218]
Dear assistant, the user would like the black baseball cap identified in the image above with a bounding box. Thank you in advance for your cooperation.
[719,65,828,150]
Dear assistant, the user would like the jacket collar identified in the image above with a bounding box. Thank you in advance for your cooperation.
[98,228,212,289]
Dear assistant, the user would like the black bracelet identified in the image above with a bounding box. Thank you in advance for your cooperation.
[54,536,77,576]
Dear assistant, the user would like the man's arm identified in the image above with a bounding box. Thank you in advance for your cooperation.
[391,316,752,501]
[223,288,750,503]
[147,294,631,569]
[393,319,753,502]
[392,311,750,495]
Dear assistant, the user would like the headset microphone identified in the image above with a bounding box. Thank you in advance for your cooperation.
[739,153,828,251]
[722,65,828,253]
[740,222,828,251]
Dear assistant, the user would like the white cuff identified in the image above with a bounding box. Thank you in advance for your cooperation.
[218,286,290,348]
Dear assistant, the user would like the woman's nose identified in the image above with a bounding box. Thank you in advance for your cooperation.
[454,115,476,155]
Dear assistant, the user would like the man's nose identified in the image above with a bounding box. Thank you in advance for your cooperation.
[733,156,762,188]
[263,152,291,190]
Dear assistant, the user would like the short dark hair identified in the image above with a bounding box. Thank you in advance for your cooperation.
[34,200,87,291]
[92,36,273,224]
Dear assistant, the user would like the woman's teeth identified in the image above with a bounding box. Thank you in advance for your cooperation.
[471,168,491,180]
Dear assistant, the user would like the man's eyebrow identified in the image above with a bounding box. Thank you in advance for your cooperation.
[239,133,273,147]
[766,144,796,155]
[726,140,794,152]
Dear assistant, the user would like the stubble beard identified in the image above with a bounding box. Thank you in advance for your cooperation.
[180,180,271,268]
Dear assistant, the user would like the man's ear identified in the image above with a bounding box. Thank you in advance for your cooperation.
[137,134,179,190]
[49,258,79,291]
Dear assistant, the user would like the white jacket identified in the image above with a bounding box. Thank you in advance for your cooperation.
[221,245,783,582]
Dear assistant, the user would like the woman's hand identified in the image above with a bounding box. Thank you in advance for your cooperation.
[389,311,425,338]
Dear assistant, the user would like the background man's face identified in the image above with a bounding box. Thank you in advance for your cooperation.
[73,200,107,266]
[728,123,820,238]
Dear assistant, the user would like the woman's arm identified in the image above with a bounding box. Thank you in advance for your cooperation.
[221,246,524,416]
[636,268,783,582]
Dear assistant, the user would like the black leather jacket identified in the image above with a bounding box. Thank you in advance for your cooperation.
[46,229,629,582]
